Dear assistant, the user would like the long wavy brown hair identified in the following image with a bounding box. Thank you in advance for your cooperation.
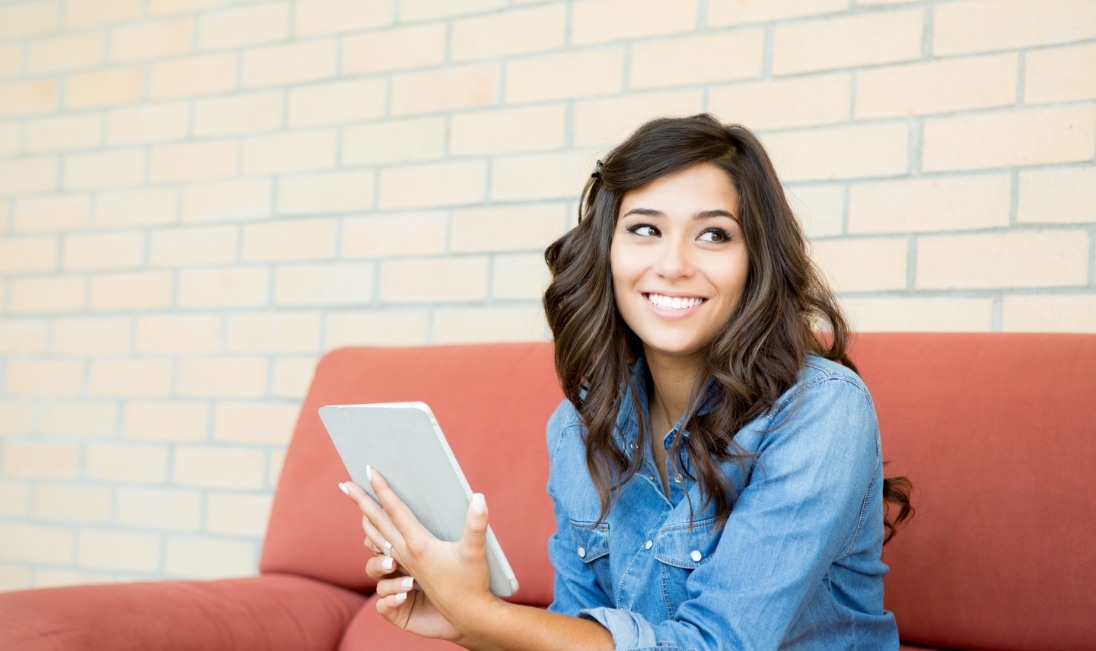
[543,114,912,542]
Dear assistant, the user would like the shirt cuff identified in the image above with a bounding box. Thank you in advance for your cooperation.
[578,606,658,649]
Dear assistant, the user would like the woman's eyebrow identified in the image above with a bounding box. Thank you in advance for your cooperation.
[694,209,739,222]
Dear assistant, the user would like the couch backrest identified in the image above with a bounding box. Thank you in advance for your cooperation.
[260,342,562,607]
[854,333,1096,651]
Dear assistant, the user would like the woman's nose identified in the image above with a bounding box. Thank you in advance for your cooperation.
[654,238,693,279]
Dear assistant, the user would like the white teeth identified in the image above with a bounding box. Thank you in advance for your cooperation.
[647,293,704,310]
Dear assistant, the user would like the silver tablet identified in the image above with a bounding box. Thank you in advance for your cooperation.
[319,401,519,597]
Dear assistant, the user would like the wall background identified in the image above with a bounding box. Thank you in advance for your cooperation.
[0,0,1093,589]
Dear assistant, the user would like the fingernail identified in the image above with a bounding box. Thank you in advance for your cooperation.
[338,482,350,496]
[382,557,395,571]
[472,493,486,514]
[400,576,414,590]
[366,465,374,484]
[393,591,407,603]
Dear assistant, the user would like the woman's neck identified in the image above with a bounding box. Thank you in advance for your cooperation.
[644,349,701,429]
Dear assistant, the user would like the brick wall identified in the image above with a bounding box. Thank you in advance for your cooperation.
[0,0,1093,588]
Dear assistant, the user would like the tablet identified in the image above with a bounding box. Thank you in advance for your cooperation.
[319,402,520,597]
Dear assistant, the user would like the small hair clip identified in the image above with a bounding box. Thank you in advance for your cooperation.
[591,159,604,179]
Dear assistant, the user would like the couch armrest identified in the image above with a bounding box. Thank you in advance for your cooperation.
[0,574,367,651]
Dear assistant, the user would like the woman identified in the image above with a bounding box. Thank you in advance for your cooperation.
[340,114,912,650]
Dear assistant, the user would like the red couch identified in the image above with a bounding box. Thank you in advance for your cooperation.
[1,334,1094,650]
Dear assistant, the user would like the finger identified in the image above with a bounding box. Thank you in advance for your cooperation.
[341,480,405,553]
[376,575,415,598]
[460,492,490,564]
[376,590,409,617]
[368,468,432,547]
[365,554,400,581]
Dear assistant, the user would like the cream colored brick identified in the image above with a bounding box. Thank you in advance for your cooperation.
[378,160,486,210]
[268,449,285,487]
[787,184,844,239]
[65,149,145,190]
[226,312,319,354]
[116,487,202,530]
[89,271,174,311]
[150,224,237,267]
[53,316,132,355]
[450,203,567,253]
[0,480,30,515]
[918,231,1089,289]
[763,124,908,182]
[490,150,597,202]
[379,257,488,303]
[177,357,268,397]
[0,1,59,41]
[242,40,336,88]
[150,53,237,99]
[33,569,114,588]
[277,170,376,215]
[206,493,272,537]
[0,45,21,80]
[174,446,266,489]
[0,402,34,436]
[96,188,177,228]
[2,442,80,478]
[12,196,87,233]
[856,54,1017,119]
[135,313,222,354]
[923,106,1096,172]
[0,318,48,354]
[28,32,105,73]
[89,359,173,397]
[178,267,269,308]
[1018,167,1096,224]
[572,0,696,45]
[287,78,386,127]
[0,80,57,116]
[272,356,317,398]
[8,275,85,314]
[0,157,59,195]
[451,4,565,61]
[110,18,193,62]
[0,121,17,155]
[148,0,226,15]
[296,0,393,36]
[708,0,846,26]
[391,64,500,116]
[182,179,271,223]
[77,530,160,572]
[0,524,73,565]
[0,566,29,592]
[573,91,704,147]
[849,175,1012,234]
[506,50,621,104]
[66,67,144,108]
[1002,295,1096,333]
[492,253,548,300]
[164,535,256,579]
[86,443,168,482]
[64,231,144,271]
[33,484,112,523]
[242,218,336,262]
[343,23,445,74]
[450,105,566,156]
[151,141,238,182]
[399,0,505,21]
[242,130,336,175]
[273,262,374,306]
[934,0,1096,56]
[199,2,290,49]
[5,359,84,396]
[213,401,297,443]
[0,236,57,273]
[711,73,851,131]
[342,117,445,165]
[433,305,547,344]
[843,297,993,332]
[106,103,190,145]
[342,211,447,258]
[773,9,924,76]
[810,238,909,292]
[325,310,430,347]
[124,400,209,441]
[194,91,283,137]
[1025,43,1096,104]
[25,114,100,152]
[39,401,118,436]
[632,31,763,89]
[65,0,143,28]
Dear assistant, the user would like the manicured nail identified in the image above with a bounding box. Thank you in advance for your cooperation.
[381,557,395,572]
[366,465,374,484]
[393,591,407,603]
[472,493,486,514]
[400,576,414,590]
[338,482,350,496]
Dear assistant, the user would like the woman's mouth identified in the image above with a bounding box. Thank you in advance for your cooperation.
[645,293,706,310]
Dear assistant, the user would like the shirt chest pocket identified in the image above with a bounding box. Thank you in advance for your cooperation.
[653,517,721,616]
[568,521,613,597]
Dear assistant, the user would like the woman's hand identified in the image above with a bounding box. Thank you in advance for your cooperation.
[362,550,463,641]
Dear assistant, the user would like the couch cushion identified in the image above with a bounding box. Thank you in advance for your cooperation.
[854,333,1096,650]
[261,343,562,607]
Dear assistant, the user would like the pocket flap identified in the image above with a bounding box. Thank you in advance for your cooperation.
[654,519,719,569]
[567,521,610,563]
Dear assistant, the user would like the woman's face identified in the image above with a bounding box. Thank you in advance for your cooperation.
[610,163,749,369]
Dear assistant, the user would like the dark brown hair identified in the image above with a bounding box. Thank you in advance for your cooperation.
[543,114,911,540]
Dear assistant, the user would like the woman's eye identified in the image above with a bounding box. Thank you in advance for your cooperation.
[627,224,659,237]
[698,228,731,243]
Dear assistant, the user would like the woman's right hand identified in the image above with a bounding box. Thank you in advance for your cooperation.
[366,541,463,641]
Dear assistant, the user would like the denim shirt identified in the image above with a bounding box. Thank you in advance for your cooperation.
[546,356,898,650]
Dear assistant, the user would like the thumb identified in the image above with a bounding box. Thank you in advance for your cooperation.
[460,493,489,562]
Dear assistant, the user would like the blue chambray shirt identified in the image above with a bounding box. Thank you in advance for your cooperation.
[546,356,899,650]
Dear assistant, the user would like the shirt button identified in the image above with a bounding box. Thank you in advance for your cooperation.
[629,442,639,450]
[577,547,586,559]
[644,539,653,550]
[674,473,683,483]
[648,474,656,482]
[690,550,702,562]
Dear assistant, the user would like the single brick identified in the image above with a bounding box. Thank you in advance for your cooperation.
[38,401,119,436]
[342,117,446,165]
[148,0,223,15]
[213,402,298,444]
[0,80,58,117]
[763,124,909,182]
[0,403,34,435]
[242,40,337,88]
[399,0,505,21]
[916,231,1089,289]
[342,211,448,259]
[451,4,566,60]
[490,150,607,202]
[0,157,58,195]
[88,359,174,397]
[708,0,846,26]
[77,530,161,572]
[63,231,145,271]
[786,184,845,239]
[273,262,374,306]
[287,78,387,127]
[89,271,173,311]
[492,253,549,300]
[1,442,80,479]
[391,64,500,116]
[378,160,487,209]
[343,23,446,74]
[450,203,569,253]
[631,31,764,89]
[198,2,290,50]
[66,67,144,108]
[506,50,622,104]
[272,356,318,398]
[277,170,376,215]
[95,188,178,228]
[856,54,1017,118]
[8,275,86,314]
[1025,43,1096,104]
[173,446,266,489]
[242,218,337,262]
[26,114,103,152]
[325,310,431,348]
[1002,295,1096,333]
[85,443,168,483]
[28,32,106,73]
[378,257,489,303]
[116,487,202,530]
[110,18,194,62]
[52,316,132,355]
[0,524,74,566]
[178,267,270,308]
[150,225,238,267]
[242,130,337,175]
[0,479,30,515]
[151,141,238,182]
[1017,166,1096,224]
[64,149,145,190]
[934,0,1096,56]
[176,357,269,397]
[773,9,924,75]
[433,305,548,344]
[150,53,237,99]
[0,236,57,274]
[450,105,566,156]
[574,91,705,146]
[135,314,222,354]
[205,493,273,537]
[181,179,272,223]
[0,2,59,41]
[0,319,49,354]
[33,484,112,523]
[848,175,1012,234]
[843,297,993,332]
[65,0,143,29]
[810,237,910,292]
[193,91,284,137]
[710,73,851,130]
[295,0,393,35]
[124,400,210,441]
[225,311,321,354]
[106,102,190,145]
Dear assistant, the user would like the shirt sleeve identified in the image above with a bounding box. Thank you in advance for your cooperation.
[577,374,886,651]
